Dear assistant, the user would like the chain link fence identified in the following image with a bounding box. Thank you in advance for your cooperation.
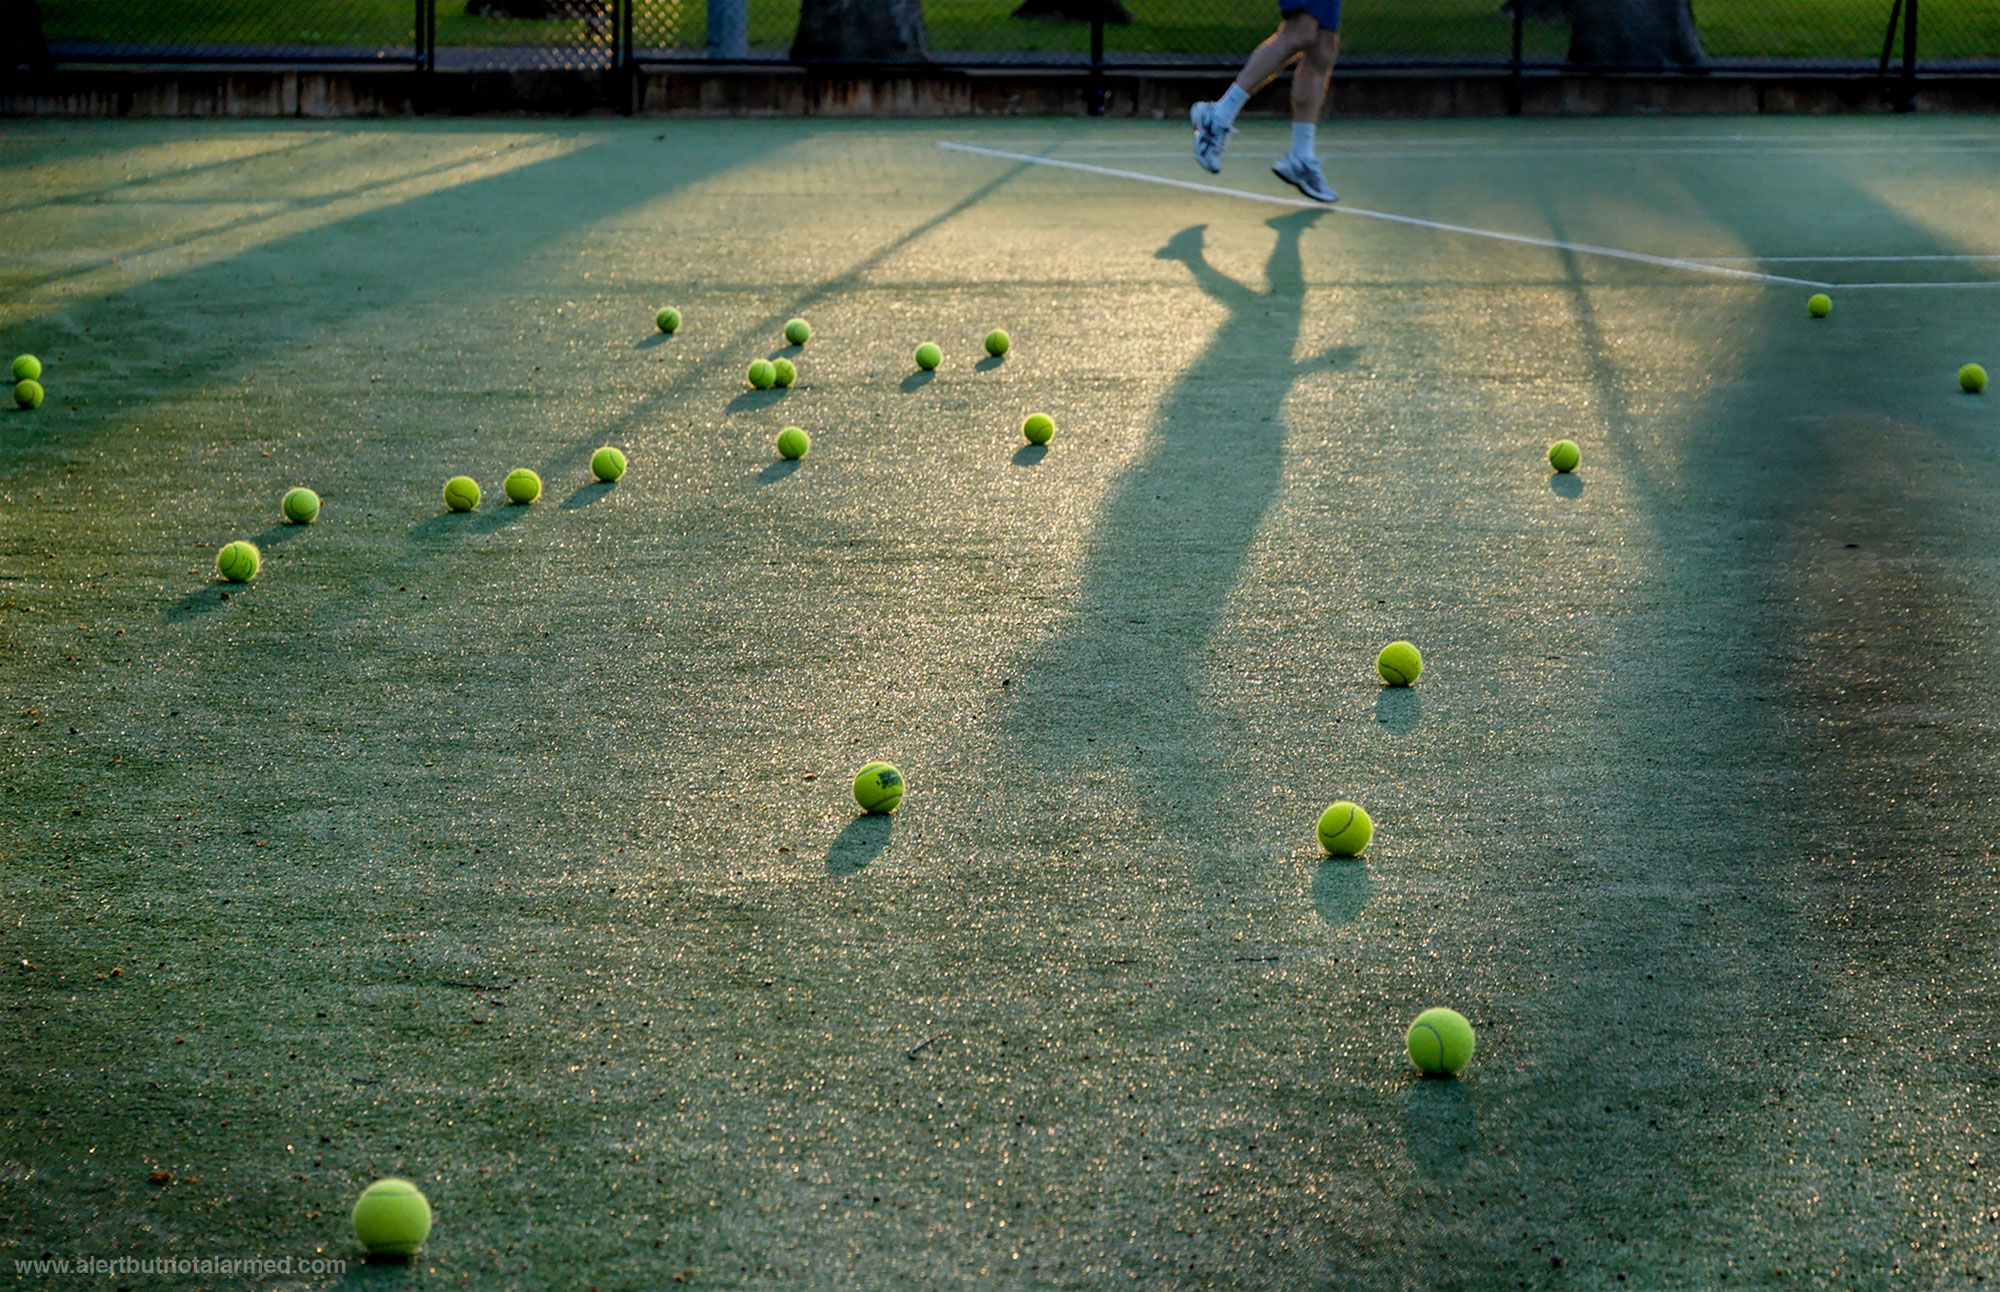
[5,0,1994,75]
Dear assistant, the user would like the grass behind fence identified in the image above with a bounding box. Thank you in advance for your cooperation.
[33,0,1995,61]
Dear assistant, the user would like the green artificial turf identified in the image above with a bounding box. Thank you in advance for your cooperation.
[2,116,1999,1289]
[31,0,2000,60]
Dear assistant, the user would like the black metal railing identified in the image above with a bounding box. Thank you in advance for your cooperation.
[5,0,1992,89]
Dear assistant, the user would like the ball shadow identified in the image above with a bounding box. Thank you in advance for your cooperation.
[825,814,893,877]
[1373,687,1421,735]
[757,459,803,486]
[1401,1078,1477,1181]
[1311,859,1370,929]
[974,355,1006,372]
[406,511,481,542]
[249,523,309,548]
[561,481,614,510]
[163,586,233,622]
[634,333,672,350]
[726,389,789,414]
[1011,443,1048,468]
[1550,473,1584,499]
[899,370,936,393]
[465,503,532,534]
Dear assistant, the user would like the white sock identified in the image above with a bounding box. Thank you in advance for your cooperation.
[1213,84,1250,130]
[1289,121,1318,161]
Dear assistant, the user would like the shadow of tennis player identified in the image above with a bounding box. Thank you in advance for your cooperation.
[999,212,1323,863]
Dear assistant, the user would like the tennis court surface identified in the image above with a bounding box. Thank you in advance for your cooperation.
[2,115,1998,1288]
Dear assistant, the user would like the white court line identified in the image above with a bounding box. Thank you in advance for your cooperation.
[1837,280,2000,290]
[976,131,2000,149]
[937,139,1829,289]
[1034,144,2000,161]
[1698,253,2000,263]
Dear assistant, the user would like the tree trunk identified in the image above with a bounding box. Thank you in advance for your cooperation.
[1011,0,1135,23]
[792,0,928,61]
[3,0,51,68]
[1567,0,1704,67]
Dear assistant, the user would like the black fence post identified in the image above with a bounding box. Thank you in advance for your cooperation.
[1088,13,1106,116]
[422,0,437,73]
[1902,0,1919,110]
[1507,0,1525,115]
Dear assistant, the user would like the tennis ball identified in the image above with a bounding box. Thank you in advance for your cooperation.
[216,540,260,583]
[282,487,320,525]
[1376,640,1422,686]
[1022,413,1054,445]
[747,360,776,390]
[915,343,942,371]
[352,1177,432,1258]
[1406,1007,1475,1077]
[655,307,680,333]
[777,426,810,460]
[13,380,42,410]
[984,329,1011,357]
[1961,363,1988,394]
[1548,439,1580,473]
[591,446,627,482]
[771,358,797,388]
[1807,293,1832,318]
[784,318,811,346]
[11,354,40,382]
[1316,801,1372,857]
[504,468,541,505]
[853,761,904,814]
[442,476,480,512]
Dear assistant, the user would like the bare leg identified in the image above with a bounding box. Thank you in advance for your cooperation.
[1291,27,1341,125]
[1233,13,1319,97]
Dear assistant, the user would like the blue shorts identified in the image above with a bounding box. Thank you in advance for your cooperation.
[1282,0,1342,31]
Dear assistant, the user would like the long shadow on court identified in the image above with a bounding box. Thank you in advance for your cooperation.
[1389,150,2000,1288]
[999,211,1321,851]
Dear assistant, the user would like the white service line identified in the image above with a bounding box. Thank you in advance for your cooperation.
[1697,253,2000,264]
[978,131,2000,149]
[936,139,1829,289]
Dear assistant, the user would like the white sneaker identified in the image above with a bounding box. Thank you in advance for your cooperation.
[1272,152,1338,203]
[1190,101,1232,174]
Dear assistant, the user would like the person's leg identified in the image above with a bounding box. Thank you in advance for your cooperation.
[1192,11,1318,173]
[1286,25,1341,163]
[1270,0,1340,200]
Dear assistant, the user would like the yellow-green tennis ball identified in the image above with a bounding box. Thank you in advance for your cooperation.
[1022,413,1054,445]
[352,1177,432,1258]
[984,329,1011,357]
[915,343,941,371]
[1376,640,1422,686]
[1961,363,1988,394]
[282,487,320,525]
[853,761,904,814]
[13,380,42,410]
[1316,801,1372,857]
[784,318,811,346]
[1548,439,1580,473]
[504,468,541,505]
[777,426,810,460]
[1807,293,1832,318]
[747,360,776,390]
[591,446,627,482]
[1406,1007,1475,1077]
[11,354,40,382]
[443,476,480,512]
[216,540,260,583]
[771,357,797,388]
[655,306,680,333]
